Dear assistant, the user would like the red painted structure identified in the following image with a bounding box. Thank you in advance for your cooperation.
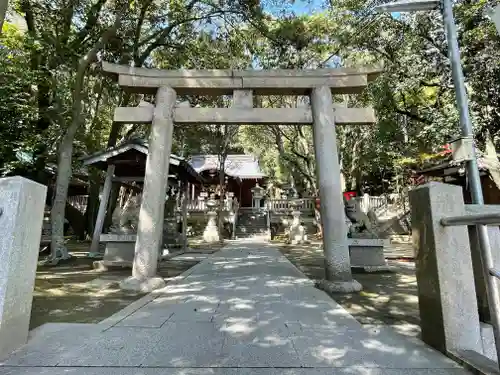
[189,155,267,207]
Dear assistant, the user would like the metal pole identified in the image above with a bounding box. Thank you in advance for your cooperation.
[488,5,500,36]
[441,213,500,227]
[441,0,500,366]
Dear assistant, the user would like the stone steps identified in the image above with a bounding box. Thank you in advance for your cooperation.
[235,211,269,238]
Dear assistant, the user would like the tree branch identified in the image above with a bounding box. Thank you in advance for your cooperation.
[74,0,109,48]
[133,0,154,61]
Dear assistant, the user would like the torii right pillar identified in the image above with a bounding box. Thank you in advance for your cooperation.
[311,86,362,293]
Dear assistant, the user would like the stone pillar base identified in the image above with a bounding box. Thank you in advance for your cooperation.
[119,276,166,293]
[203,228,220,243]
[315,279,362,294]
[358,264,392,273]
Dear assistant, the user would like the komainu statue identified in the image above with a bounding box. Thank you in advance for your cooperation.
[344,197,381,238]
[110,194,142,234]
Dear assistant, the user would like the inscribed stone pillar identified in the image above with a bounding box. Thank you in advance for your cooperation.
[409,182,482,355]
[310,86,361,293]
[0,176,47,360]
[121,86,176,292]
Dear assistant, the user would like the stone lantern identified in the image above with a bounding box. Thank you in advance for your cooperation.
[203,198,220,243]
[199,191,208,210]
[226,191,234,211]
[251,183,265,209]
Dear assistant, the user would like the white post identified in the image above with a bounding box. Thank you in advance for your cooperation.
[121,86,176,292]
[310,86,361,293]
[89,164,115,257]
[182,181,188,251]
[362,193,370,214]
[0,177,47,360]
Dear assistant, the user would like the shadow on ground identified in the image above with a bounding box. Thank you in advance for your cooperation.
[277,241,420,327]
[31,242,201,330]
[3,242,464,374]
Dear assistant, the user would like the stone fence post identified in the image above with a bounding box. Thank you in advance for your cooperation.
[409,182,482,355]
[0,176,47,360]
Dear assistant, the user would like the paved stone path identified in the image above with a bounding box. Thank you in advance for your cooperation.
[1,239,469,375]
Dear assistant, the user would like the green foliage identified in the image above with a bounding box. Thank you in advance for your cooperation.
[0,24,39,174]
[1,0,500,198]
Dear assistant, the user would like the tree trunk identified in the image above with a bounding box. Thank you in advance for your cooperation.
[65,202,86,240]
[348,135,362,191]
[103,92,133,228]
[50,6,127,262]
[103,182,119,231]
[84,168,101,238]
[218,154,227,237]
[0,0,8,34]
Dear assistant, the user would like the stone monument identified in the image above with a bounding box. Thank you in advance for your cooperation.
[0,177,47,360]
[203,198,220,243]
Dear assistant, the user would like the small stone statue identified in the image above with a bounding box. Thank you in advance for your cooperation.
[110,194,141,234]
[288,211,309,245]
[286,200,309,245]
[344,198,381,238]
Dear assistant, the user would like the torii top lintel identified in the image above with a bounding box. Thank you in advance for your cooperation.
[102,62,383,96]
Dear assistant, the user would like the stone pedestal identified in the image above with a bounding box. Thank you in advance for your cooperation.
[0,176,47,360]
[348,238,390,272]
[162,218,182,255]
[203,211,220,243]
[93,234,136,270]
[311,86,360,293]
[126,86,177,292]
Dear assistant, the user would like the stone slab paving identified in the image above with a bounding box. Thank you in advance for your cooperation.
[0,239,470,375]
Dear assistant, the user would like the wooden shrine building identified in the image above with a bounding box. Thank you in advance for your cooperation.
[189,154,266,207]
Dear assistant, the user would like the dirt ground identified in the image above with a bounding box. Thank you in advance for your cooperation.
[31,241,203,330]
[277,240,420,327]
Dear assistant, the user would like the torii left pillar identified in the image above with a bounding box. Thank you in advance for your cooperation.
[311,85,362,293]
[120,86,176,292]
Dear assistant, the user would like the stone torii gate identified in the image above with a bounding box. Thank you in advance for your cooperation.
[102,62,381,293]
